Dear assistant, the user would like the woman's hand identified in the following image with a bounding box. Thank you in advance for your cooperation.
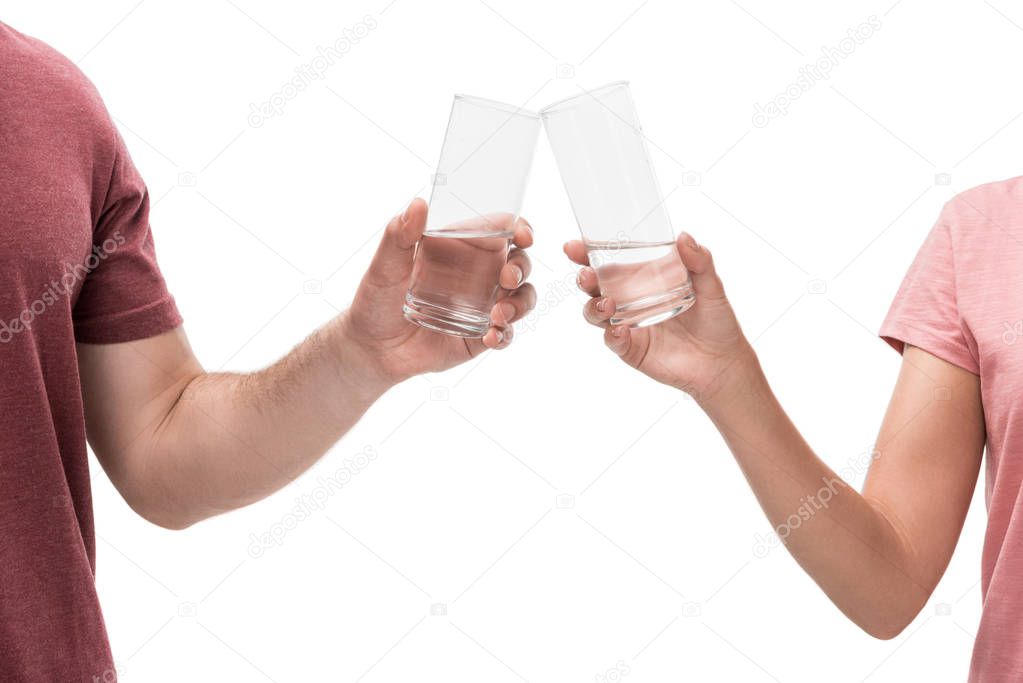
[344,198,536,384]
[565,232,754,405]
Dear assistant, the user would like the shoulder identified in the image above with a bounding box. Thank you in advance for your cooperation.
[0,22,116,147]
[941,175,1023,238]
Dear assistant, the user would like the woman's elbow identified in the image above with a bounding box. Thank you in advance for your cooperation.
[861,617,912,641]
[854,599,925,640]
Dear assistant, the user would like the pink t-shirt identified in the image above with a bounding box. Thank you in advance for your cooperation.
[881,176,1023,681]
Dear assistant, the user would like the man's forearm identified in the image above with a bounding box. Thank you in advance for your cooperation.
[698,354,928,638]
[144,313,391,528]
[80,198,533,530]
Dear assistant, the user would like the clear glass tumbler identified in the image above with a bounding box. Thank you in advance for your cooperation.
[541,81,695,327]
[404,95,541,337]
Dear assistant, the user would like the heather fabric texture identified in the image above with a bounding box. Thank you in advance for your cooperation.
[0,22,181,681]
[881,176,1023,682]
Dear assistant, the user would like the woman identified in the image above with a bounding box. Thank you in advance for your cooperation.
[566,177,1021,681]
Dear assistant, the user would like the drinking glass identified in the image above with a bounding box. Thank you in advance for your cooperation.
[403,95,541,337]
[541,81,695,327]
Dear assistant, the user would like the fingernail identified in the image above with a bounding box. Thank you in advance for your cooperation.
[400,198,414,223]
[513,266,523,286]
[684,233,699,250]
[612,325,626,338]
[596,298,607,312]
[500,302,515,322]
[494,329,504,344]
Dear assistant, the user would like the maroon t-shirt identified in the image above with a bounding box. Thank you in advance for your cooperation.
[0,23,181,680]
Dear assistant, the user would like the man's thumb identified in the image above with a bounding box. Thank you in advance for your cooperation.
[364,198,427,289]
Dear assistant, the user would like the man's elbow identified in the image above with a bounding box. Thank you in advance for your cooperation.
[144,510,198,531]
[123,491,203,530]
[134,502,200,530]
[110,461,212,530]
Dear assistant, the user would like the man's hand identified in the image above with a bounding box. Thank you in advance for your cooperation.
[564,232,752,405]
[344,197,537,383]
[79,198,536,529]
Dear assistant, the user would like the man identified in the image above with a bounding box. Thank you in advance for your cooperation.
[0,22,537,680]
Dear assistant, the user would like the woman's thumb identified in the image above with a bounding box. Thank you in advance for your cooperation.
[677,232,725,300]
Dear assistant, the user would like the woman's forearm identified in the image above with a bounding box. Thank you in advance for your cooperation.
[699,351,930,638]
[567,235,983,639]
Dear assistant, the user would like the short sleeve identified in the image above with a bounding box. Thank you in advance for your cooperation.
[73,131,181,344]
[879,203,979,374]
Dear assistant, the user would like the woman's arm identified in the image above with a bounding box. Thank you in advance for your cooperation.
[704,345,983,638]
[566,234,985,638]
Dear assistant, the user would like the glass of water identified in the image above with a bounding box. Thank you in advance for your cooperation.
[541,81,695,328]
[403,95,541,337]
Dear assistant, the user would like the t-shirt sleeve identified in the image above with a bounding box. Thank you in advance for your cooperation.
[73,130,182,344]
[879,202,979,374]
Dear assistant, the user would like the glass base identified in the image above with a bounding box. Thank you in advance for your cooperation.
[610,281,696,328]
[403,294,490,338]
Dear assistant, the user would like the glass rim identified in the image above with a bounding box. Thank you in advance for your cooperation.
[539,80,631,117]
[453,94,540,119]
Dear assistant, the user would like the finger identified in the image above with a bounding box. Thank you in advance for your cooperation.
[563,240,590,266]
[481,324,514,349]
[363,197,427,289]
[511,217,534,249]
[604,323,632,357]
[575,266,601,297]
[583,296,616,327]
[499,249,532,289]
[491,283,537,326]
[677,232,725,300]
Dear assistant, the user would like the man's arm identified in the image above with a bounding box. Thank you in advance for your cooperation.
[78,199,536,529]
[77,317,385,529]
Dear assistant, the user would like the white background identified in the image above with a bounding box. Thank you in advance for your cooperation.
[8,1,1022,680]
